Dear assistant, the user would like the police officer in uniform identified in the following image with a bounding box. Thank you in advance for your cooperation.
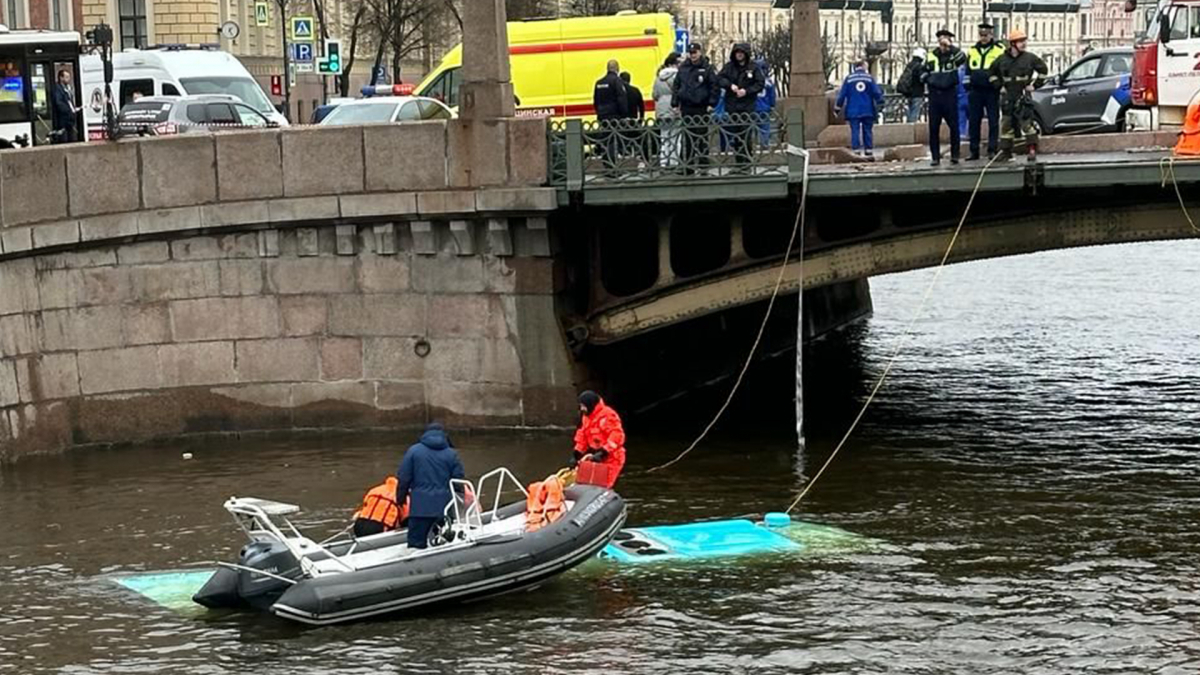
[592,59,629,165]
[988,30,1048,162]
[966,22,1004,160]
[922,28,967,166]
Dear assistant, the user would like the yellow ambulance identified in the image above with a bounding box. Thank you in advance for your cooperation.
[416,12,676,120]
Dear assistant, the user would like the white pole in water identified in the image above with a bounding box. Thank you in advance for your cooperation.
[796,280,805,452]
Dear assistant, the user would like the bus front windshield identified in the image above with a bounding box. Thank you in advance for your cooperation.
[179,76,273,114]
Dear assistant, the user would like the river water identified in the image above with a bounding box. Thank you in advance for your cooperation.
[3,240,1200,674]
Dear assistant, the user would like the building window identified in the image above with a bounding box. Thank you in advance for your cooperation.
[119,0,148,49]
[52,0,66,29]
[5,0,24,27]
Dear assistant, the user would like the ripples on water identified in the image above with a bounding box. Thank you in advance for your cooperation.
[3,241,1200,673]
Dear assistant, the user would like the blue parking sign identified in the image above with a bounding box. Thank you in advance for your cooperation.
[291,42,313,63]
[674,29,690,53]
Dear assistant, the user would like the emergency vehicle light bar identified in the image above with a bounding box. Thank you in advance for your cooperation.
[360,83,415,97]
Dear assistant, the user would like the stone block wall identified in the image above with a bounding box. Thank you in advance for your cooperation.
[0,219,576,460]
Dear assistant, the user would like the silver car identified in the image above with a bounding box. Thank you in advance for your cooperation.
[319,96,455,125]
[116,94,278,136]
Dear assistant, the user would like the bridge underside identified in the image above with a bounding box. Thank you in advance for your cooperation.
[570,191,1199,346]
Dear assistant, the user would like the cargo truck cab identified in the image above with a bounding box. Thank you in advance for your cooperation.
[1127,0,1200,129]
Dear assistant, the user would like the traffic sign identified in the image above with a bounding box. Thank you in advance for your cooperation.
[674,28,690,53]
[372,65,387,84]
[295,63,314,73]
[290,42,313,63]
[290,16,314,41]
[254,1,269,27]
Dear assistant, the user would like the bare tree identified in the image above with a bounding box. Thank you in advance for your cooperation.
[756,20,837,97]
[507,0,554,19]
[339,3,368,95]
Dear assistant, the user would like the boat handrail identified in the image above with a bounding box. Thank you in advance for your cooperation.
[444,468,529,542]
[223,497,356,575]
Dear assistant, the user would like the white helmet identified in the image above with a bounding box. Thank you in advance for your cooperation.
[912,47,927,60]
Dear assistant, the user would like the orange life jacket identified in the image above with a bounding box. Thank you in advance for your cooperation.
[525,476,567,533]
[354,476,410,530]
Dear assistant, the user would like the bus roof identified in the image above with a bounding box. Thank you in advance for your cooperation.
[0,28,81,45]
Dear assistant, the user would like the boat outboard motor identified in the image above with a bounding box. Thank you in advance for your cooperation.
[193,540,300,610]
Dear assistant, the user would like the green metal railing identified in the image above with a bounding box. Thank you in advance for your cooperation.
[549,110,805,191]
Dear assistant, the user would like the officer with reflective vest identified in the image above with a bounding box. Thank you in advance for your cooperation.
[352,476,410,538]
[966,22,1004,160]
[988,29,1048,162]
[922,28,967,166]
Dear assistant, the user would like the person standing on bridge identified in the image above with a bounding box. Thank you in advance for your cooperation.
[896,48,927,123]
[835,60,884,159]
[571,391,627,490]
[672,42,719,174]
[717,42,765,171]
[921,29,967,166]
[989,30,1048,163]
[966,22,1004,160]
[593,59,629,166]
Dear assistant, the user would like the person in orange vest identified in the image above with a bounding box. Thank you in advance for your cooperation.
[352,476,410,538]
[571,391,627,489]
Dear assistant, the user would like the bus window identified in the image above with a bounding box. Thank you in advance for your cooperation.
[0,59,26,124]
[120,78,153,108]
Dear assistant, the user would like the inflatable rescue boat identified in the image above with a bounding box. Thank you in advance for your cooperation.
[194,469,626,625]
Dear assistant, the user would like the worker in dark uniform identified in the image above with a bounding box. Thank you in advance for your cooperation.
[922,28,967,166]
[989,29,1049,162]
[966,22,1004,160]
[592,59,628,165]
[672,42,719,174]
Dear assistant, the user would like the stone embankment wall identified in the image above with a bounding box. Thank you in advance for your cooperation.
[0,120,578,460]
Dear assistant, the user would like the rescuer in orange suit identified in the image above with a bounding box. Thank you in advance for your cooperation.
[352,476,410,538]
[571,391,627,489]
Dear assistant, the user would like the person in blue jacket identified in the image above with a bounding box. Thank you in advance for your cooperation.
[755,58,777,146]
[395,422,466,550]
[834,61,885,158]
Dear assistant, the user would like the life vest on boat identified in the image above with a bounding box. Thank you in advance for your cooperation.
[354,476,410,530]
[525,476,567,533]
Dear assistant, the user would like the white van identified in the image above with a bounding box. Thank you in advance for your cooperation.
[81,45,286,139]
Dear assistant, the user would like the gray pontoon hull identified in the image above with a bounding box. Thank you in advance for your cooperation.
[197,485,626,625]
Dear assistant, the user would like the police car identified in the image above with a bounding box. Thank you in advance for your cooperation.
[319,84,455,126]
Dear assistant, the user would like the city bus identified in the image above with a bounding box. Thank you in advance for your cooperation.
[0,26,82,146]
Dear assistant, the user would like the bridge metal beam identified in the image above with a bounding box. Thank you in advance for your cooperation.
[587,203,1198,343]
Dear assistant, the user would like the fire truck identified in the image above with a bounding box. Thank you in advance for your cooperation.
[1126,0,1200,130]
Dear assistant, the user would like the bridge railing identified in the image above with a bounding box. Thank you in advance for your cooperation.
[549,111,800,190]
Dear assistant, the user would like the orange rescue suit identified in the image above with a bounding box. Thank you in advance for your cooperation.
[573,398,627,488]
[354,476,410,530]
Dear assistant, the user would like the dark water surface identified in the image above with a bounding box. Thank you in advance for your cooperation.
[4,241,1200,674]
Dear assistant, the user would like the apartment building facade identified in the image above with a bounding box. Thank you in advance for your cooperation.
[678,0,1112,86]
